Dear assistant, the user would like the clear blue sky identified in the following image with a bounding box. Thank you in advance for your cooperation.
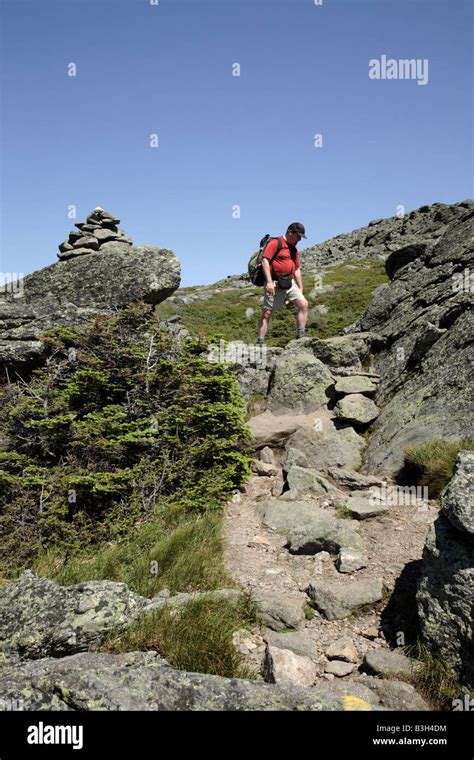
[1,0,472,287]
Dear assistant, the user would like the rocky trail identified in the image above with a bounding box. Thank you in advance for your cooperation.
[222,401,440,711]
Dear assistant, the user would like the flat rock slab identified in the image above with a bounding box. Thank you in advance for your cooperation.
[363,649,423,679]
[359,677,430,711]
[324,660,357,677]
[325,637,359,663]
[345,497,390,520]
[247,410,320,449]
[288,516,363,554]
[335,376,377,396]
[256,498,328,533]
[315,676,429,711]
[285,423,366,473]
[307,578,384,620]
[263,631,321,662]
[0,651,352,711]
[285,465,344,498]
[252,591,305,631]
[328,468,385,490]
[335,394,380,425]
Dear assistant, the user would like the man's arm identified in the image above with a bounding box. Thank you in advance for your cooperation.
[293,267,303,292]
[261,258,275,294]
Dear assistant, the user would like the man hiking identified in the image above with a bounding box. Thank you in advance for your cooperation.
[256,222,309,345]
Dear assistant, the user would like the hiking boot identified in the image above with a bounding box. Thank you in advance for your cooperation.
[297,328,306,339]
[256,337,265,347]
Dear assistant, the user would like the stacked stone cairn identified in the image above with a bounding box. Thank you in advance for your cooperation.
[57,207,133,261]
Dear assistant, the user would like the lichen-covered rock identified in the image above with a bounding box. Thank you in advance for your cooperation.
[334,375,377,396]
[352,209,473,476]
[363,649,423,679]
[0,570,150,663]
[416,451,473,688]
[267,347,335,413]
[440,450,474,535]
[0,246,180,375]
[284,422,366,473]
[417,519,474,688]
[302,201,472,269]
[287,514,363,554]
[307,578,384,620]
[335,394,380,425]
[251,591,305,631]
[0,651,353,711]
[285,465,343,498]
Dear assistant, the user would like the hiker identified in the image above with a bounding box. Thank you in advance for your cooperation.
[256,222,308,345]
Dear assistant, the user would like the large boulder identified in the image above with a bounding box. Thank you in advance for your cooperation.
[207,341,282,400]
[416,451,474,689]
[284,422,366,473]
[0,570,150,663]
[350,209,473,476]
[0,246,180,375]
[267,346,335,413]
[334,394,380,425]
[287,514,363,554]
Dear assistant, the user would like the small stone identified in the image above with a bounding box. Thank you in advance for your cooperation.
[324,660,356,677]
[345,498,390,520]
[336,547,369,573]
[263,645,320,687]
[91,228,120,243]
[325,637,359,663]
[248,535,270,547]
[314,551,331,563]
[251,460,279,477]
[361,626,379,640]
[334,376,377,396]
[260,446,276,465]
[72,236,99,250]
[58,247,95,261]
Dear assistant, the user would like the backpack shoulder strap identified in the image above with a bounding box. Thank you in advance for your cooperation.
[264,236,283,265]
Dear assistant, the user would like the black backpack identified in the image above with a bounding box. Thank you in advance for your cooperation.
[248,235,284,286]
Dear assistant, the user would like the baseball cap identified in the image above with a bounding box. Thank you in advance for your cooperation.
[287,222,307,239]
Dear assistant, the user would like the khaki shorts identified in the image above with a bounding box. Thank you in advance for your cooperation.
[262,279,304,310]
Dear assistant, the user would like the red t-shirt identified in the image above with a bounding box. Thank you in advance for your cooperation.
[263,236,300,277]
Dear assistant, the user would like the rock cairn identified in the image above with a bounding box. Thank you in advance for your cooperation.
[57,207,133,261]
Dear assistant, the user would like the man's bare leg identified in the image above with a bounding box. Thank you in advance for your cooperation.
[257,307,273,342]
[290,297,308,336]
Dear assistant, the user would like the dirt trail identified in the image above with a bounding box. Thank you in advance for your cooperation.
[223,418,439,682]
